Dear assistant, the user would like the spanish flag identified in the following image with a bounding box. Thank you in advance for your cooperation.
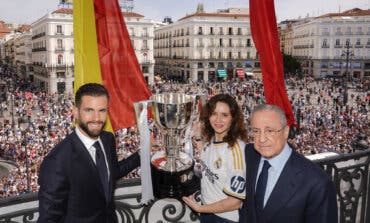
[74,0,152,132]
[249,0,294,126]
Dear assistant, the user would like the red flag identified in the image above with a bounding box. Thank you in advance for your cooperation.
[94,0,152,131]
[249,0,294,126]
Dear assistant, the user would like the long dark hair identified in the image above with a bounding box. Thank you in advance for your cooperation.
[201,94,248,147]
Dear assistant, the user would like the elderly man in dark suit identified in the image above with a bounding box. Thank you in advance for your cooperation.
[239,104,337,223]
[38,83,140,223]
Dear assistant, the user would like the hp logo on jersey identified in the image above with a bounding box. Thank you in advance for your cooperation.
[230,176,246,193]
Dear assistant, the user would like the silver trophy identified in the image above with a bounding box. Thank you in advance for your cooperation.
[134,93,203,198]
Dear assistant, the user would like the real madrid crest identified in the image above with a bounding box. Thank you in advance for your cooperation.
[214,157,222,169]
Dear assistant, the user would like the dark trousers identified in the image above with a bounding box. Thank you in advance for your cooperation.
[200,213,237,223]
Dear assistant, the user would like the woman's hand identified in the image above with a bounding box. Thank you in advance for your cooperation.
[182,195,201,213]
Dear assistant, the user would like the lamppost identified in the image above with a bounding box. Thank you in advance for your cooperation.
[341,41,354,105]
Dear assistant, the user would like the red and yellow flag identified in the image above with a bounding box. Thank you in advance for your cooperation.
[249,0,294,126]
[74,0,152,132]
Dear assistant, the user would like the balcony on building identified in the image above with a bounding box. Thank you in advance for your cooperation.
[54,47,65,53]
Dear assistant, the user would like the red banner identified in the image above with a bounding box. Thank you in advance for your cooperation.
[94,0,152,131]
[249,0,294,126]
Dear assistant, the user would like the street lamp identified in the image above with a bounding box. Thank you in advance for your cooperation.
[341,41,354,105]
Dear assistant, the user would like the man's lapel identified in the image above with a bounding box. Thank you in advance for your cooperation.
[100,133,114,202]
[71,132,107,200]
[262,151,303,222]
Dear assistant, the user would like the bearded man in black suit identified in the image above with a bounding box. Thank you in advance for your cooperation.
[38,83,140,223]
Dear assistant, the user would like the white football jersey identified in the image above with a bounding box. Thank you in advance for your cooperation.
[199,139,246,222]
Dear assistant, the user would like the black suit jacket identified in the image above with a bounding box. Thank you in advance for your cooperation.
[38,130,140,223]
[239,143,338,223]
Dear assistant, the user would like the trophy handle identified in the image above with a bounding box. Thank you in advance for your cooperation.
[134,100,153,124]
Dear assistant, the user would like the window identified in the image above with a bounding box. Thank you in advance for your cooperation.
[322,27,329,35]
[200,38,204,47]
[228,27,233,35]
[56,25,62,34]
[57,54,63,65]
[335,39,340,46]
[198,27,203,35]
[57,39,63,49]
[321,61,328,68]
[219,27,223,35]
[237,28,242,35]
[322,39,328,47]
[143,40,148,49]
[247,39,251,47]
[353,62,361,69]
[219,38,223,47]
[143,53,148,63]
[229,38,232,47]
[142,66,149,73]
[209,38,214,47]
[345,39,350,46]
[346,27,352,34]
[57,72,66,78]
[356,39,361,46]
[210,27,214,35]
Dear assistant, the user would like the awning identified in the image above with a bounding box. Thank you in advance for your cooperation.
[217,70,227,77]
[245,61,252,67]
[236,69,245,78]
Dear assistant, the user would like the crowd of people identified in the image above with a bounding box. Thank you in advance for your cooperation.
[0,67,369,199]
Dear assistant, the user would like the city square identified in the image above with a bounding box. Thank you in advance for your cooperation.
[0,0,369,222]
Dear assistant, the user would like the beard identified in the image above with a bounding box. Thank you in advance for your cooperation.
[78,120,106,138]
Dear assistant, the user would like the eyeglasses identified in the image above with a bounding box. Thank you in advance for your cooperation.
[250,125,286,138]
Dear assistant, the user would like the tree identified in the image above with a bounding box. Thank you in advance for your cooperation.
[282,53,301,76]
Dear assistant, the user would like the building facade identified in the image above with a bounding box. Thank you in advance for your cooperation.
[124,12,156,85]
[279,8,370,81]
[154,5,259,83]
[1,8,156,94]
[14,27,33,80]
[30,8,74,93]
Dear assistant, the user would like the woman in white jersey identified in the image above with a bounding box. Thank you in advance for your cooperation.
[183,94,248,223]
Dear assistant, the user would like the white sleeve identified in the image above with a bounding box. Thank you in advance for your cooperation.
[223,142,246,199]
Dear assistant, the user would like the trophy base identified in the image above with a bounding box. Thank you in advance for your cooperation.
[151,162,200,199]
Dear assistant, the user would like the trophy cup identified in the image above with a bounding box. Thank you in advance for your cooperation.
[134,93,202,199]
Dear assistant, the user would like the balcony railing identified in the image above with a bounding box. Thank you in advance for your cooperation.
[0,149,369,222]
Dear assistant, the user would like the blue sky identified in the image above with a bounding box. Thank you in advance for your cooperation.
[0,0,369,24]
